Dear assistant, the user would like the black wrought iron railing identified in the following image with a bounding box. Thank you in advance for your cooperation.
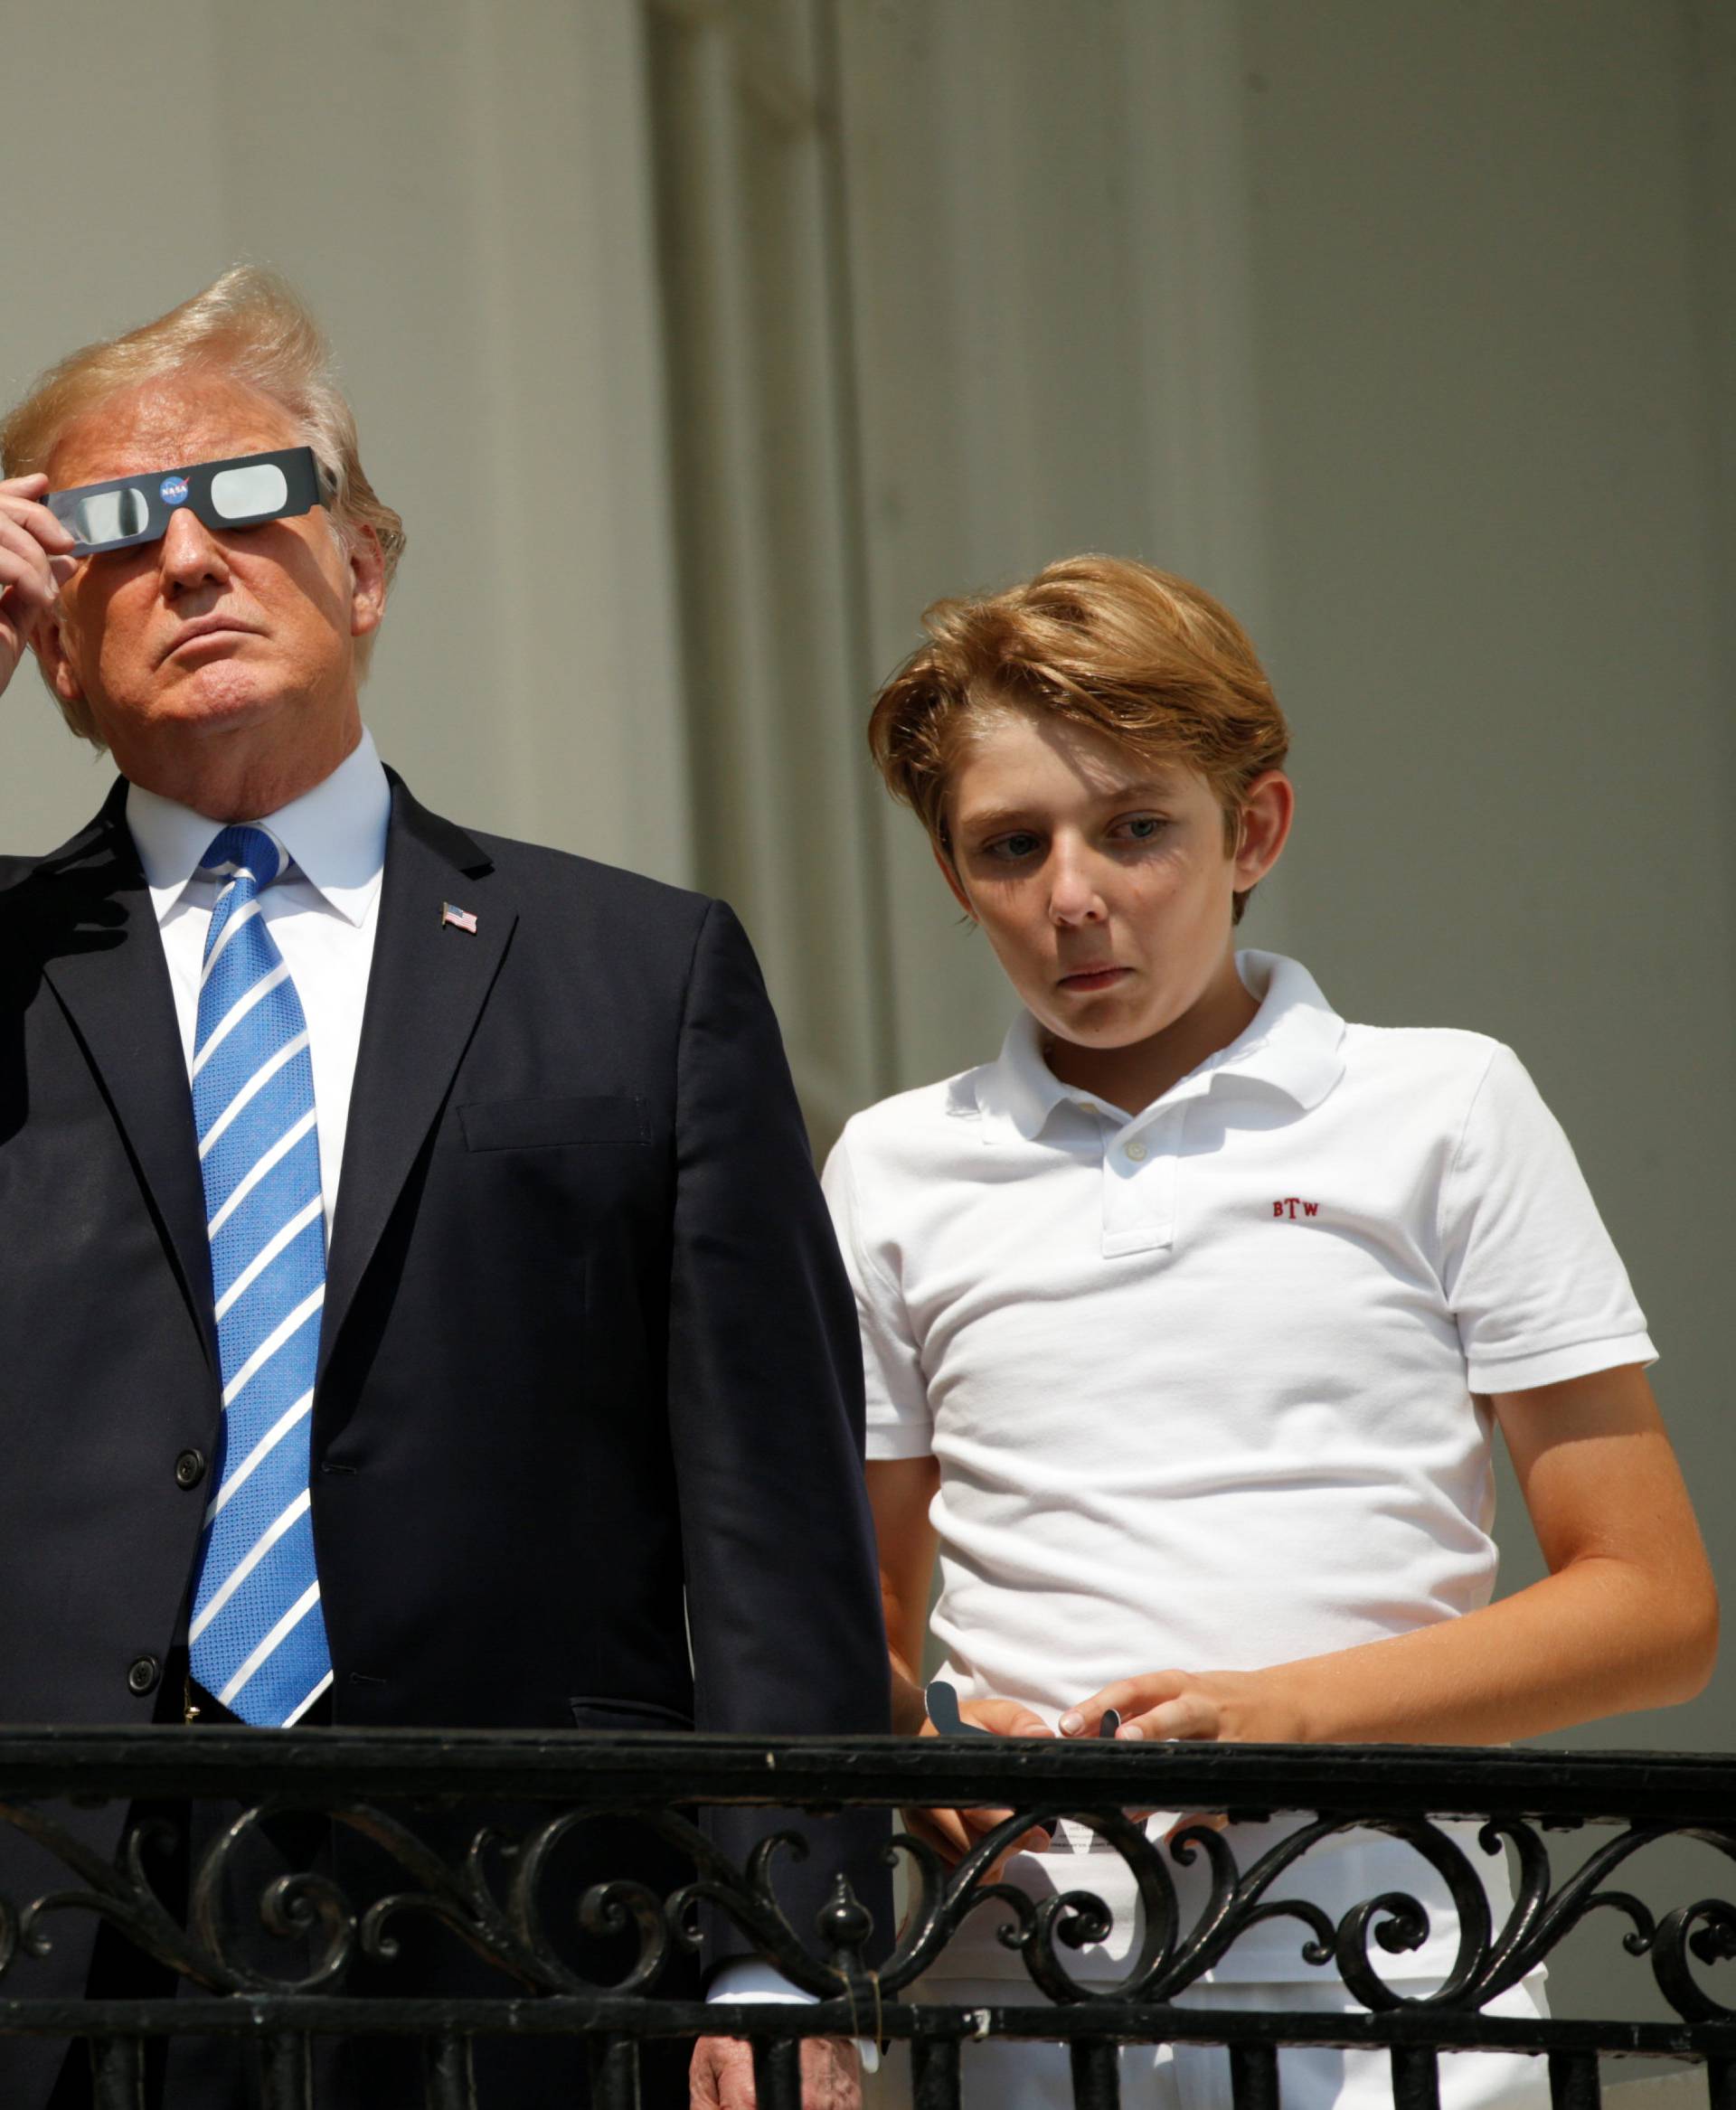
[1,1729,1734,2109]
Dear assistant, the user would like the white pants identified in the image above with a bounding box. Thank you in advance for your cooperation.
[866,1973,1552,2110]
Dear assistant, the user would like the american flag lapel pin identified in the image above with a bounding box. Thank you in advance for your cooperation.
[441,901,479,934]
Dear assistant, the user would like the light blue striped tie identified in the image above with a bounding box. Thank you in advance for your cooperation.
[186,824,333,1727]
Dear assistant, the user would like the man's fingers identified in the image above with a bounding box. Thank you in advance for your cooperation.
[0,487,75,678]
[0,547,57,626]
[0,511,58,560]
[0,489,76,556]
[0,523,63,641]
[803,2034,862,2110]
[688,2035,723,2109]
[0,513,61,584]
[0,562,48,679]
[0,475,75,548]
[690,2034,753,2110]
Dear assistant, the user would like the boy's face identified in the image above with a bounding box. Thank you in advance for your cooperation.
[939,707,1288,1062]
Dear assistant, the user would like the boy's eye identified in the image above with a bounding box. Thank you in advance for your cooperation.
[985,832,1043,861]
[1118,815,1167,841]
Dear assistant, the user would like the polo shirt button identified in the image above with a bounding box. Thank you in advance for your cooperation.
[175,1449,207,1491]
[1124,1139,1148,1162]
[1075,1100,1095,1114]
[127,1655,160,1697]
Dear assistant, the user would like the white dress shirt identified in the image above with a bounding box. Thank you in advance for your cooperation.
[125,729,391,1235]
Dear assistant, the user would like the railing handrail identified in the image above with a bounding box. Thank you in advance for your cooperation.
[3,1729,1736,2105]
[0,1727,1728,1824]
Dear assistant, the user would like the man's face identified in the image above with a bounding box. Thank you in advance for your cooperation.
[941,708,1270,1057]
[39,370,382,776]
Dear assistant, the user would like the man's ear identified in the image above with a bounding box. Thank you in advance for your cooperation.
[1233,770,1295,890]
[33,599,87,711]
[930,834,975,919]
[347,524,386,641]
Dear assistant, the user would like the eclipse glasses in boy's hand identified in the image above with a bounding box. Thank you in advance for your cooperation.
[923,1679,1119,1848]
[924,1678,1119,1741]
[45,447,328,555]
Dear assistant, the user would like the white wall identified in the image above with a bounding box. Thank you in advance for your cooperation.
[0,0,690,883]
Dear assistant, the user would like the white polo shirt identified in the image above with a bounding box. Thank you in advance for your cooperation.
[822,951,1653,1982]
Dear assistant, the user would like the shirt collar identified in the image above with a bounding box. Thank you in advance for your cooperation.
[126,727,392,929]
[976,949,1347,1144]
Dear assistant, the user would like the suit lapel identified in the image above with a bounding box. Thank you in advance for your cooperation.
[317,775,517,1382]
[14,782,216,1366]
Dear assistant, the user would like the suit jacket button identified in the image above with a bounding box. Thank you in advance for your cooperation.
[175,1449,208,1491]
[127,1655,160,1697]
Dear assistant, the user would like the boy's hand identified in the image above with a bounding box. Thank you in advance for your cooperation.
[908,1694,1053,1875]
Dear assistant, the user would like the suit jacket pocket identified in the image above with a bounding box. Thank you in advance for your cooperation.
[569,1695,693,1732]
[460,1095,651,1152]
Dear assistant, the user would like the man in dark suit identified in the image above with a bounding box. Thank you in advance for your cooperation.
[0,270,888,2110]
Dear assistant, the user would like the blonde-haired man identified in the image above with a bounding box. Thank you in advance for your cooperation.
[0,272,884,2110]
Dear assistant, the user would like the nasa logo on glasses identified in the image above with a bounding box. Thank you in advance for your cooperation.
[46,447,331,555]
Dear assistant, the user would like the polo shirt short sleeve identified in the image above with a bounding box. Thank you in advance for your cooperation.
[820,953,1655,1984]
[1441,1041,1653,1394]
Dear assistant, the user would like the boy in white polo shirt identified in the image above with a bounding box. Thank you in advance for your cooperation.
[824,554,1716,2110]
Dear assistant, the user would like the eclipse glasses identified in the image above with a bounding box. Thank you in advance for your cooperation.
[46,447,328,556]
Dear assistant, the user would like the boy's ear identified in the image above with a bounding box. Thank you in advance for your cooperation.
[1234,770,1294,889]
[931,834,975,918]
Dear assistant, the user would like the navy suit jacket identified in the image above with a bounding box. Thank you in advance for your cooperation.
[0,770,891,2106]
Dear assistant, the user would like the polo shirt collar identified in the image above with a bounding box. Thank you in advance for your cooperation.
[977,949,1347,1143]
[126,726,391,929]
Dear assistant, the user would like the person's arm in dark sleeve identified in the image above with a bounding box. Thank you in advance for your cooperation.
[665,898,893,1975]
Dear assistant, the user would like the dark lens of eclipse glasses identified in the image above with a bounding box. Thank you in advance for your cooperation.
[46,447,326,555]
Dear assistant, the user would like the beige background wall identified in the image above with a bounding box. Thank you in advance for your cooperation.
[1,0,1731,2035]
[0,0,691,886]
[1231,0,1736,1753]
[1223,0,1736,2025]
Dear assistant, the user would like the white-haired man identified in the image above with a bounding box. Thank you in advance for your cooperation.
[0,270,884,2110]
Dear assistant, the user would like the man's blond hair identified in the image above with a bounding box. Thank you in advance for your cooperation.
[1,267,404,745]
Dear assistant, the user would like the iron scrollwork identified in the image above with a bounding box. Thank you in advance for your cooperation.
[0,1736,1734,2035]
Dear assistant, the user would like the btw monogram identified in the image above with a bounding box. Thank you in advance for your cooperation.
[1273,1197,1319,1220]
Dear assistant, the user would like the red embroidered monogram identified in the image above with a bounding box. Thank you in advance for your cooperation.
[1272,1197,1319,1220]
